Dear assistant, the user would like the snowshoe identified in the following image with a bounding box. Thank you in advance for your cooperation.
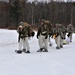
[56,46,60,49]
[22,49,26,53]
[49,43,52,46]
[43,49,48,52]
[70,41,72,42]
[25,51,30,53]
[60,45,63,48]
[37,48,43,52]
[15,50,22,54]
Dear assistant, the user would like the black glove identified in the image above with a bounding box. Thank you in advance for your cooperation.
[37,35,38,39]
[63,32,65,34]
[31,32,35,37]
[28,33,30,37]
[63,37,65,39]
[45,36,47,39]
[61,37,63,39]
[67,32,71,37]
[49,33,52,36]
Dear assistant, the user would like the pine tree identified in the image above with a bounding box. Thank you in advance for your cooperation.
[9,0,21,28]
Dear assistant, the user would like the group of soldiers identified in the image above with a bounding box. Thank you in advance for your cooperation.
[16,20,74,54]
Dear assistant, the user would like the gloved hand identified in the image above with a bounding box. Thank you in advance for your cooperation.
[28,33,30,37]
[37,35,38,39]
[63,32,65,34]
[45,36,47,39]
[31,32,35,37]
[67,32,71,37]
[63,37,65,39]
[61,37,63,39]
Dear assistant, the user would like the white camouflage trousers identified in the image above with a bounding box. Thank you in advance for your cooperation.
[69,33,72,41]
[55,35,61,48]
[38,34,48,50]
[19,37,30,51]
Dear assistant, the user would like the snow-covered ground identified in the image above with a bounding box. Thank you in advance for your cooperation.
[0,29,75,75]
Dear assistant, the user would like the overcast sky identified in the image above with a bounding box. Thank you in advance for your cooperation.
[0,0,75,2]
[25,0,75,2]
[28,0,75,2]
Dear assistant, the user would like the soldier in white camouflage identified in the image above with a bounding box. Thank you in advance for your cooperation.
[43,20,53,46]
[37,20,49,52]
[17,22,35,53]
[61,25,67,39]
[53,24,64,49]
[58,24,65,48]
[48,22,53,46]
[67,24,74,42]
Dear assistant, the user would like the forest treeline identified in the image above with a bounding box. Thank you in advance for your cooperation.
[0,0,75,29]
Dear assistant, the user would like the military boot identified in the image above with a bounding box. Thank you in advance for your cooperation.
[15,50,22,54]
[37,48,43,52]
[25,50,30,53]
[56,46,60,49]
[22,49,26,53]
[70,41,72,42]
[43,48,48,52]
[49,43,52,46]
[60,45,63,48]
